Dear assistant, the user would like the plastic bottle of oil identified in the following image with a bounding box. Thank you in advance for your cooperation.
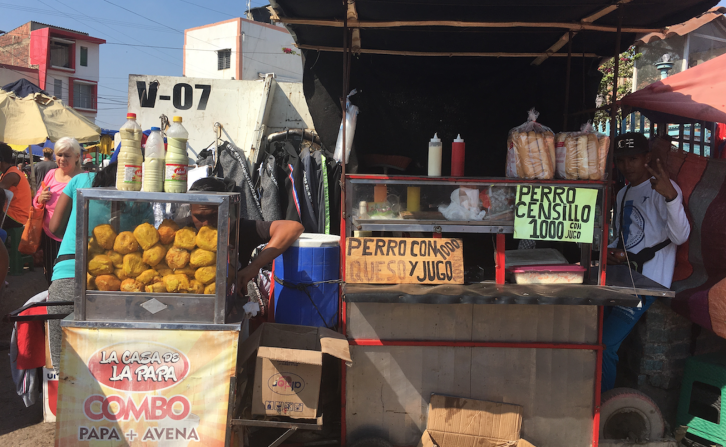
[164,116,189,193]
[116,113,143,191]
[142,127,165,192]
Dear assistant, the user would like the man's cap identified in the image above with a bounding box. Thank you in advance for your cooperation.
[614,132,649,158]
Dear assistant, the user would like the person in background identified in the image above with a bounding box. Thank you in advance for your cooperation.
[187,177,304,296]
[33,137,83,285]
[602,133,691,392]
[33,147,57,192]
[0,143,31,231]
[47,162,117,372]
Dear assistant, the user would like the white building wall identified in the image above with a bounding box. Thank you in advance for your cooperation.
[184,18,303,81]
[241,20,302,81]
[74,42,100,82]
[185,20,240,80]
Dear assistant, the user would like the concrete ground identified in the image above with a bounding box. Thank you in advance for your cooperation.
[0,269,54,446]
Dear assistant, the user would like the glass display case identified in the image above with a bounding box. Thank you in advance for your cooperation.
[74,188,240,324]
[345,175,604,237]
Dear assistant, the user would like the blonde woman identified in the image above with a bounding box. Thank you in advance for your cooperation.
[33,137,83,285]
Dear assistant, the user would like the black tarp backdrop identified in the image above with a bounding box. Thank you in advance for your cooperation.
[275,0,718,176]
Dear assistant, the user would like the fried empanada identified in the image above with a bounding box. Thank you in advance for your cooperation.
[106,250,124,268]
[87,273,96,290]
[133,223,160,250]
[93,224,117,250]
[194,266,216,285]
[196,226,218,252]
[187,279,204,294]
[135,269,159,285]
[88,254,114,276]
[142,244,167,267]
[120,278,144,292]
[123,252,148,277]
[145,282,167,293]
[166,247,190,269]
[204,283,216,295]
[189,248,216,268]
[95,275,121,291]
[114,231,140,254]
[174,227,197,250]
[163,274,190,293]
[158,219,179,245]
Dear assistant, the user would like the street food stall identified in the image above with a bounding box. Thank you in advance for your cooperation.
[55,189,242,446]
[268,0,718,445]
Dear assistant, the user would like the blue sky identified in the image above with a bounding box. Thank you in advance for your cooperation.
[2,0,269,130]
[3,0,726,130]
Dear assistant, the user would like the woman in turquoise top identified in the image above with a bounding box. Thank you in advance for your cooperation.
[47,162,152,372]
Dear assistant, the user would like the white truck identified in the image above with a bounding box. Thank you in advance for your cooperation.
[126,73,315,165]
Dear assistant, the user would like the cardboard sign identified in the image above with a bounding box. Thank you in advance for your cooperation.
[513,185,598,244]
[345,237,464,284]
[56,327,238,446]
[43,367,58,423]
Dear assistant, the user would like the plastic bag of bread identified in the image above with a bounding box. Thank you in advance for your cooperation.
[558,121,610,180]
[506,109,555,179]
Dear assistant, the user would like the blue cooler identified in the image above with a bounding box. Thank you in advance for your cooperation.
[273,234,340,328]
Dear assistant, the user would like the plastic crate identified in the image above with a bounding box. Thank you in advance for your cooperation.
[677,353,726,446]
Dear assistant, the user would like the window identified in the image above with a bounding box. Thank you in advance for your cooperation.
[73,82,95,109]
[53,79,62,99]
[218,49,231,70]
[50,41,72,68]
[80,46,88,67]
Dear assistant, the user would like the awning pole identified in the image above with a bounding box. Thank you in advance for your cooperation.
[563,31,573,130]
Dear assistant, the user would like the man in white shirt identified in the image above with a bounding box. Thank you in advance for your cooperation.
[602,132,690,392]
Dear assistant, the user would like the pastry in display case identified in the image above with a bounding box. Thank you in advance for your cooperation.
[74,188,240,323]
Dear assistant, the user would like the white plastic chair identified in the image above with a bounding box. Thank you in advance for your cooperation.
[1,189,14,229]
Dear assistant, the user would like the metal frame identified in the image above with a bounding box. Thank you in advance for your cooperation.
[74,188,240,324]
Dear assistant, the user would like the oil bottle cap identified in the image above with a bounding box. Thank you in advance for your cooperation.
[150,127,160,131]
[454,134,464,143]
[173,116,182,123]
[430,133,441,143]
[126,113,136,119]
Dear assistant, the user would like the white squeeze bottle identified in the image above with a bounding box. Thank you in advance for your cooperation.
[142,127,165,192]
[116,113,143,191]
[164,116,189,193]
[428,133,442,177]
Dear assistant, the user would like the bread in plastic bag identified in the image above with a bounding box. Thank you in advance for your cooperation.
[506,108,555,179]
[439,188,487,221]
[555,121,610,180]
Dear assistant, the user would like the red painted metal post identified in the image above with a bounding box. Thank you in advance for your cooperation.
[349,339,603,350]
[496,233,506,285]
[593,305,605,446]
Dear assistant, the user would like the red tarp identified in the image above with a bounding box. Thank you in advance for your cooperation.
[620,52,726,124]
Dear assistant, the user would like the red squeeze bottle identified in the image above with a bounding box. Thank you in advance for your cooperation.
[451,134,465,177]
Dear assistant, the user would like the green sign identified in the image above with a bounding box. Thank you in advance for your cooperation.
[513,185,598,243]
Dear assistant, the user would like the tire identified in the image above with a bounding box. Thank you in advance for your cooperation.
[349,437,393,447]
[600,387,665,441]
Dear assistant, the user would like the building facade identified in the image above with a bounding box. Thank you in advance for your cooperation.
[0,21,105,122]
[184,18,302,82]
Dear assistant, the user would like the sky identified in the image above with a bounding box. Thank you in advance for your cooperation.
[3,0,726,130]
[1,0,270,130]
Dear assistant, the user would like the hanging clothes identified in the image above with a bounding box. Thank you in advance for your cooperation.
[300,147,319,233]
[198,141,263,221]
[258,155,282,222]
[313,150,330,234]
[269,140,305,225]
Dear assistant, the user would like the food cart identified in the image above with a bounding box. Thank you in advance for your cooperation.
[267,0,715,445]
[55,189,242,446]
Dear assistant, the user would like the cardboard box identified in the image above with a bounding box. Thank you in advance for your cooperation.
[419,394,536,447]
[238,323,351,419]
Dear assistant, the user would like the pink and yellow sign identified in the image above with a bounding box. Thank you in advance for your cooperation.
[56,327,238,446]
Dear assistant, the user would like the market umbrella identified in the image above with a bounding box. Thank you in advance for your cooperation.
[619,52,726,124]
[0,90,101,146]
[27,139,54,158]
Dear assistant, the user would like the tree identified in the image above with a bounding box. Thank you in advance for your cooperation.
[594,46,641,129]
